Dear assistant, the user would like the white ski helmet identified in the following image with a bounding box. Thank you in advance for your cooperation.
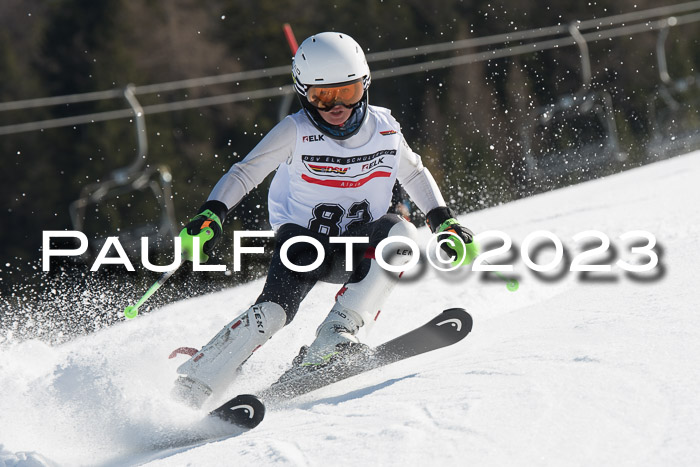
[292,32,371,139]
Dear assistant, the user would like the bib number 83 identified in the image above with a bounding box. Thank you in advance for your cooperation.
[308,200,372,236]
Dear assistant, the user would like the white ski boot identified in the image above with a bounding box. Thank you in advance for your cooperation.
[302,302,364,365]
[172,301,286,408]
[301,218,418,367]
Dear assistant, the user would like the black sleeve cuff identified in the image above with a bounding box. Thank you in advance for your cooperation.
[426,206,455,233]
[199,200,229,223]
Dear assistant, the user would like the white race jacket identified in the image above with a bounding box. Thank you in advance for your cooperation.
[208,106,446,233]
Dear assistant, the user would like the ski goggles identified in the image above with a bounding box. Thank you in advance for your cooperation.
[306,79,364,111]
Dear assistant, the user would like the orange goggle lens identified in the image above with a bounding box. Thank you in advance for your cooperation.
[307,79,364,110]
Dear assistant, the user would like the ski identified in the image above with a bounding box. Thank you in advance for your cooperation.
[132,395,265,458]
[210,307,472,425]
[208,393,266,428]
[261,307,473,402]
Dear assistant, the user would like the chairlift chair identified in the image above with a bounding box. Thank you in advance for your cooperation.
[522,23,626,187]
[647,18,700,160]
[69,85,178,259]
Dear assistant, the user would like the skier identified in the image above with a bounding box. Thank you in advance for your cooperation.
[173,32,476,408]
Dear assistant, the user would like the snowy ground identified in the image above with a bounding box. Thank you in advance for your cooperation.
[1,151,699,466]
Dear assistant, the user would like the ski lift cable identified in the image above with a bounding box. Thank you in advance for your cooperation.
[0,86,293,135]
[0,66,292,113]
[366,0,700,62]
[371,35,576,80]
[371,13,696,80]
[1,8,700,135]
[582,10,700,41]
[1,0,698,114]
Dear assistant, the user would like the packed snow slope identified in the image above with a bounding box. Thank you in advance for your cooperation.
[1,151,699,466]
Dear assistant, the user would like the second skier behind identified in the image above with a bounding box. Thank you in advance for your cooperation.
[173,32,476,408]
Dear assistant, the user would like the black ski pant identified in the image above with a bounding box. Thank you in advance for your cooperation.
[254,214,405,324]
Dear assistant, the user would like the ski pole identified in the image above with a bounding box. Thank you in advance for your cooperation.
[481,259,520,292]
[123,213,219,319]
[123,258,184,319]
[493,270,520,292]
